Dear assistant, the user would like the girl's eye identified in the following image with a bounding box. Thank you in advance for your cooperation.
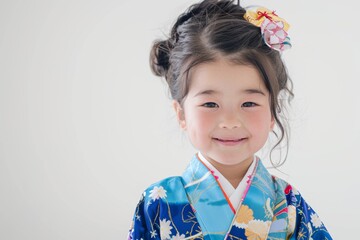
[242,102,257,108]
[202,102,218,108]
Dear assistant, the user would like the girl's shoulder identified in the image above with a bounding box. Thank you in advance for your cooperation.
[271,174,299,194]
[140,175,187,204]
[270,175,332,239]
[271,174,303,204]
[144,175,183,192]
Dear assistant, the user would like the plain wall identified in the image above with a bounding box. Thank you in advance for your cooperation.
[1,0,359,239]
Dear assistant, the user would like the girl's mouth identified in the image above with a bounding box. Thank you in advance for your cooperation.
[214,138,244,142]
[213,138,247,145]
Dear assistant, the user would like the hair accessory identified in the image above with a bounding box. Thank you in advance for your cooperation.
[244,7,291,52]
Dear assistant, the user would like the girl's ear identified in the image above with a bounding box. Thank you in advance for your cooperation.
[172,100,187,130]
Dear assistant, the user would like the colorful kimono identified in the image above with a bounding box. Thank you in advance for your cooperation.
[128,153,332,240]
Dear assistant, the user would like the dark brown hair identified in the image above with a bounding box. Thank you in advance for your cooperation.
[150,0,294,166]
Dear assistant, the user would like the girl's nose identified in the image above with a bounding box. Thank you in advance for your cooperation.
[219,111,243,129]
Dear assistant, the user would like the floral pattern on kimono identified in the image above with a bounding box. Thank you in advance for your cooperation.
[128,154,332,240]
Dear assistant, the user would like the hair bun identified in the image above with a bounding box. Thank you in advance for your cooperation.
[150,40,173,77]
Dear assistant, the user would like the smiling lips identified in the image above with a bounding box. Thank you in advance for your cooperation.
[214,138,247,147]
[213,137,246,146]
[214,138,246,142]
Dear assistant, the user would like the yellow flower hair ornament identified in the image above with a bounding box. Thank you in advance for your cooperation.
[244,7,291,52]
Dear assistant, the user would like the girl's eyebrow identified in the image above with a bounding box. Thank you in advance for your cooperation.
[244,88,266,96]
[193,88,266,97]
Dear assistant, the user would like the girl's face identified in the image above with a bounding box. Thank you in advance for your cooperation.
[173,58,274,166]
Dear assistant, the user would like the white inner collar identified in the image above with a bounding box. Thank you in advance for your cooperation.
[197,151,257,210]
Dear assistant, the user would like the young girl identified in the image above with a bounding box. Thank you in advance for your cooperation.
[128,0,332,239]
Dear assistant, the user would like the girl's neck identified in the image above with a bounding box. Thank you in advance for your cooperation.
[205,155,254,188]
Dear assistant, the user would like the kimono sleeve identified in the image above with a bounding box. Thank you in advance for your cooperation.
[285,184,333,240]
[127,192,160,240]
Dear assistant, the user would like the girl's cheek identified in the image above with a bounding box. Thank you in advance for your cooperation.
[196,111,215,123]
[246,111,273,128]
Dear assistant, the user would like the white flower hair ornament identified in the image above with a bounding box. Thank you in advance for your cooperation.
[244,7,291,52]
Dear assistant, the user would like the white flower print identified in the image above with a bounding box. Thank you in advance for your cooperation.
[150,230,157,238]
[171,233,185,240]
[310,213,323,228]
[160,219,173,239]
[149,186,167,201]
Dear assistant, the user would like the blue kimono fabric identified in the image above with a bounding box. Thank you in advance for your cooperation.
[128,154,332,240]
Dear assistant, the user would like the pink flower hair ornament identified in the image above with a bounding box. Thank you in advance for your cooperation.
[244,7,291,52]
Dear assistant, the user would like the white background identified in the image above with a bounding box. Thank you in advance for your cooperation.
[1,0,359,239]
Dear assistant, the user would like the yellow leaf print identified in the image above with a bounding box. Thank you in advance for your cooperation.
[235,205,254,225]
